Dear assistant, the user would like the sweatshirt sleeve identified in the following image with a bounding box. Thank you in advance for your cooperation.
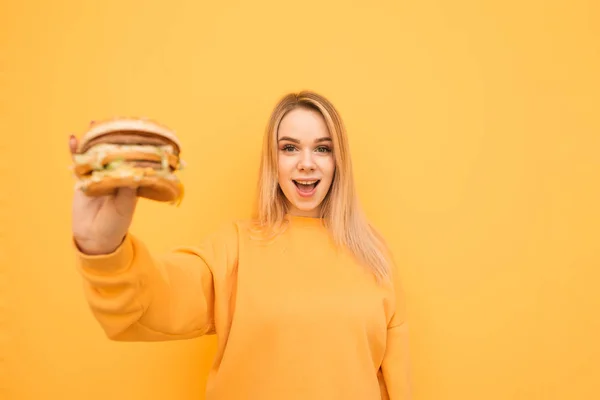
[74,223,238,341]
[380,270,413,399]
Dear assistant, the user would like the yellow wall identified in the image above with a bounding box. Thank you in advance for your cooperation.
[3,0,599,399]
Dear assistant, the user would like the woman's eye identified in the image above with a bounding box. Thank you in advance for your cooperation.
[316,146,331,153]
[282,144,296,152]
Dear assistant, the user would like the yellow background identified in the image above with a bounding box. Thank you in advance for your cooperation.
[2,0,599,399]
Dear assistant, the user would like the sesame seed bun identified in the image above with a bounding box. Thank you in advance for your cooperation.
[80,175,183,204]
[77,117,182,153]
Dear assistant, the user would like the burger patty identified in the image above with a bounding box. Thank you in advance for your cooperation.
[74,151,179,176]
[80,132,180,155]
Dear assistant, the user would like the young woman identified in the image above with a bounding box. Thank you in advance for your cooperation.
[70,91,411,399]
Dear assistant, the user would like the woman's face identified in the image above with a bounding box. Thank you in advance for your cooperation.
[277,107,335,217]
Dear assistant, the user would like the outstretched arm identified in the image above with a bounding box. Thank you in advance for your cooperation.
[74,225,237,341]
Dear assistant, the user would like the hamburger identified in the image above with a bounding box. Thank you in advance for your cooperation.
[72,117,185,205]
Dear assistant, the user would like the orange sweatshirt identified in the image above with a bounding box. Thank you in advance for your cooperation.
[74,215,411,399]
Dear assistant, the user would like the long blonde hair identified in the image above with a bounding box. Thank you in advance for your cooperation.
[252,90,392,283]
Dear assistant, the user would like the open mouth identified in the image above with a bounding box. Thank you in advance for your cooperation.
[293,179,320,194]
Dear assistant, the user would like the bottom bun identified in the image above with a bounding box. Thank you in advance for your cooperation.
[83,175,182,203]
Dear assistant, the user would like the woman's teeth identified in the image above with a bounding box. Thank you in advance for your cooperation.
[294,180,320,191]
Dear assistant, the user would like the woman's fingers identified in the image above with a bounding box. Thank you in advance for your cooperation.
[69,135,78,156]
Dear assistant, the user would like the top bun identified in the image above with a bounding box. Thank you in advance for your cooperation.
[78,117,182,153]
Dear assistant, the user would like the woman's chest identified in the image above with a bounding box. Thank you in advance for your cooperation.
[232,239,389,338]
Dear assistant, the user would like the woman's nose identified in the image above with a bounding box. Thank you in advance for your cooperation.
[297,150,316,170]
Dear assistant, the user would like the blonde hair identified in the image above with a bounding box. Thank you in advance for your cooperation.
[252,90,392,283]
